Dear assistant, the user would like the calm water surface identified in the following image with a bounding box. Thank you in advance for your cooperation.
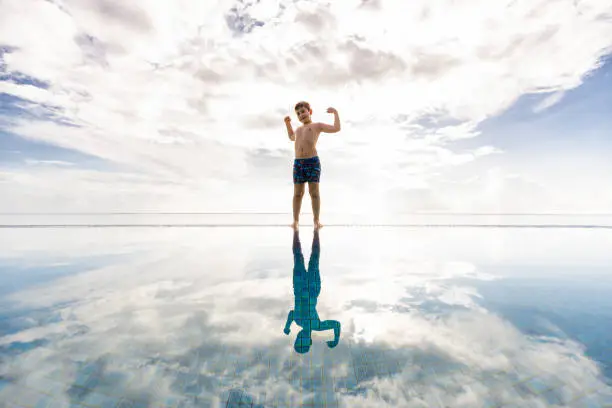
[0,221,611,407]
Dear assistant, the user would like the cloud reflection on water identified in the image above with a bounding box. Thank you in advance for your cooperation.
[0,227,611,407]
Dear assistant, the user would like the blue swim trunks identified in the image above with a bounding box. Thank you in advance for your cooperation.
[293,156,321,184]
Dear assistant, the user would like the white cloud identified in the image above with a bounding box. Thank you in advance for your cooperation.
[24,159,74,167]
[0,81,50,104]
[1,0,611,213]
[533,91,566,113]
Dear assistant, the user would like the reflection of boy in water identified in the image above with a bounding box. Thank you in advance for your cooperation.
[284,229,341,353]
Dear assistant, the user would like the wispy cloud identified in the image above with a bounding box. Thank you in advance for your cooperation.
[533,90,566,113]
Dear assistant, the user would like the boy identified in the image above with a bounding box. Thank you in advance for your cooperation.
[284,229,341,353]
[284,101,341,230]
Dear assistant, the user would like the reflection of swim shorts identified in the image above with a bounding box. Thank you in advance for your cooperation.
[293,156,321,184]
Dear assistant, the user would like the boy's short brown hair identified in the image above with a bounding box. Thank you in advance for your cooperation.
[294,101,311,111]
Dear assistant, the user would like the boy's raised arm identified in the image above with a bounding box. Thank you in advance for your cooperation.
[284,116,295,141]
[317,320,341,347]
[317,107,341,133]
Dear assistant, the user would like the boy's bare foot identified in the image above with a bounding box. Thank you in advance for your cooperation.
[291,220,299,230]
[314,220,323,230]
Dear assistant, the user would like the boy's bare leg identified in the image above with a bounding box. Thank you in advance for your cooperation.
[308,182,322,230]
[292,183,305,230]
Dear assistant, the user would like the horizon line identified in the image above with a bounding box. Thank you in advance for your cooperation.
[1,224,611,229]
[2,212,612,216]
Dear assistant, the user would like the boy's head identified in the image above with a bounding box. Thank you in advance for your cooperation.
[294,101,312,124]
[294,329,312,354]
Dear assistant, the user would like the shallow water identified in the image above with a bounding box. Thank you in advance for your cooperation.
[0,221,611,407]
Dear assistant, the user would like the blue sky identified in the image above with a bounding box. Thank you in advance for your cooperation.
[0,128,110,170]
[474,56,612,153]
[1,0,612,214]
[0,59,109,170]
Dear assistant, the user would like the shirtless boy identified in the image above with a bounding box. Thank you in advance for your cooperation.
[284,101,341,230]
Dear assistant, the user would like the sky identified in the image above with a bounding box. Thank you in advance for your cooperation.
[1,0,612,215]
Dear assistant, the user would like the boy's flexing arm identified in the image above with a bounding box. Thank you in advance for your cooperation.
[317,107,341,133]
[283,310,294,334]
[316,320,341,347]
[284,116,295,141]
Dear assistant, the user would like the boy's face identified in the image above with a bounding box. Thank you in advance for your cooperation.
[295,106,312,124]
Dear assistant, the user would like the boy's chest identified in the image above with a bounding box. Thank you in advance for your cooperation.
[294,300,320,322]
[296,126,320,143]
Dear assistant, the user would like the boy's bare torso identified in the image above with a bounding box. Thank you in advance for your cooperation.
[294,123,321,159]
